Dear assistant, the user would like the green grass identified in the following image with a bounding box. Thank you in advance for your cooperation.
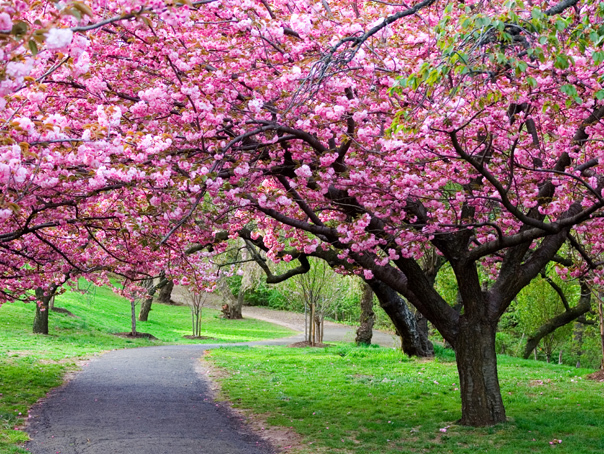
[207,344,604,454]
[0,284,295,453]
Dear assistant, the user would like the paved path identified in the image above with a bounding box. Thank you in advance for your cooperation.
[26,307,398,453]
[26,338,299,454]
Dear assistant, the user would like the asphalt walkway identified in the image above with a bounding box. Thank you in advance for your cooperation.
[26,339,296,454]
[26,308,398,453]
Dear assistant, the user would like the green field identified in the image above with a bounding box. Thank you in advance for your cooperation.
[2,283,603,454]
[0,284,294,453]
[207,345,604,454]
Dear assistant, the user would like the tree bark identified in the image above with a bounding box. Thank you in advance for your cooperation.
[130,300,137,335]
[368,279,434,357]
[573,321,584,368]
[356,282,375,345]
[229,290,244,319]
[218,277,244,319]
[138,278,156,321]
[157,279,175,304]
[456,316,506,426]
[33,287,52,335]
[138,297,153,321]
[598,293,604,370]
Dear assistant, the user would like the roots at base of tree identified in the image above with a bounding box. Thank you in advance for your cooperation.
[288,341,332,348]
[113,332,158,340]
[183,335,216,340]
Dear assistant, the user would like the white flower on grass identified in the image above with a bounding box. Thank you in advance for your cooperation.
[46,28,73,49]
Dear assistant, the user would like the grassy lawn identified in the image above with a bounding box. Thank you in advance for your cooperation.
[0,284,295,454]
[207,345,604,454]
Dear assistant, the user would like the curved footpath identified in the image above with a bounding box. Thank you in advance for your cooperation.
[26,311,398,453]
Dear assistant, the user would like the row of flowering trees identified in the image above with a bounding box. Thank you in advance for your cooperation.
[2,0,604,426]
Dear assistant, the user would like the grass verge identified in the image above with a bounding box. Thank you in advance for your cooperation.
[0,284,295,453]
[206,344,604,454]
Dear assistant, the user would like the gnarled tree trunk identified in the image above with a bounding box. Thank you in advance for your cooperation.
[356,281,375,345]
[368,280,434,357]
[456,316,506,426]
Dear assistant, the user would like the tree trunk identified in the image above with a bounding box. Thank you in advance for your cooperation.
[456,317,506,426]
[217,277,244,319]
[356,282,375,345]
[33,287,51,335]
[598,293,604,370]
[573,321,584,368]
[138,278,156,322]
[157,280,175,304]
[368,280,434,357]
[130,300,137,335]
[310,303,316,345]
[230,290,244,319]
[415,313,433,355]
[138,297,153,321]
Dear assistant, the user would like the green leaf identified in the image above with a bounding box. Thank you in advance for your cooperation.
[555,54,569,69]
[11,21,28,36]
[531,8,544,20]
[595,89,604,100]
[28,39,38,56]
[560,84,578,97]
[72,2,95,17]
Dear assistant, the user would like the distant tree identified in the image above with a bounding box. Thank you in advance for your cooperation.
[355,281,375,345]
[185,287,208,338]
[516,270,587,362]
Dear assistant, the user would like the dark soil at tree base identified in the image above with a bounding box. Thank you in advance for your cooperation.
[586,369,604,382]
[112,332,158,340]
[288,340,332,348]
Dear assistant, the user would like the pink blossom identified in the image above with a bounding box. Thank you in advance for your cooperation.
[45,28,73,49]
[0,12,12,31]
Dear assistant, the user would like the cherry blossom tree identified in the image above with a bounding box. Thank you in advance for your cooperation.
[3,0,604,426]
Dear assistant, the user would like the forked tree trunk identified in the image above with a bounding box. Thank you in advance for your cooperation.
[33,287,52,335]
[356,282,375,345]
[456,317,506,426]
